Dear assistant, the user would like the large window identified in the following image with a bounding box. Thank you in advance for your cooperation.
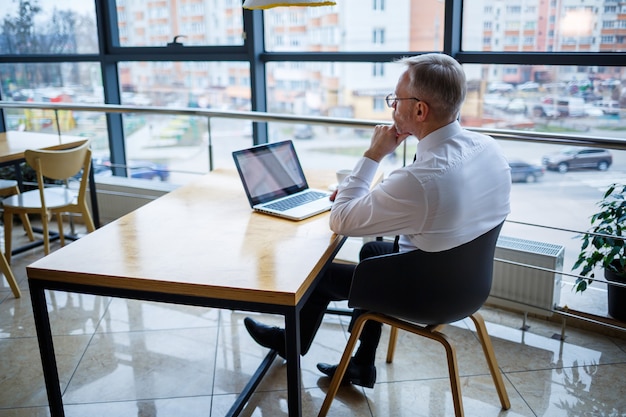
[463,0,625,53]
[462,64,626,140]
[1,0,624,175]
[1,0,626,318]
[264,0,445,52]
[119,61,251,183]
[0,0,98,54]
[0,62,108,155]
[0,1,623,178]
[116,0,244,47]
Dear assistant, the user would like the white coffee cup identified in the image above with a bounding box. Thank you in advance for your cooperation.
[336,168,352,185]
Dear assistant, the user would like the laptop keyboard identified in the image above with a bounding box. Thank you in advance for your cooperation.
[264,191,328,212]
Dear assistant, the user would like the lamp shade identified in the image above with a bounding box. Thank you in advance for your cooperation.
[243,0,336,10]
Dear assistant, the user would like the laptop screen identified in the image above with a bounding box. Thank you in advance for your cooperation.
[232,140,309,206]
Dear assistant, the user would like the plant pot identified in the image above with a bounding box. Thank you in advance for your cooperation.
[605,267,626,322]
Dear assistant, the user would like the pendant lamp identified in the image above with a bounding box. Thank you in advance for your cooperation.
[243,0,336,10]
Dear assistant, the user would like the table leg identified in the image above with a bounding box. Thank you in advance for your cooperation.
[88,158,100,228]
[284,309,302,417]
[29,282,65,417]
[226,349,277,417]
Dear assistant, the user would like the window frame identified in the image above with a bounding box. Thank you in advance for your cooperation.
[0,0,624,161]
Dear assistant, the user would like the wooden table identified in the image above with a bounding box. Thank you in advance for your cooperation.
[27,169,345,417]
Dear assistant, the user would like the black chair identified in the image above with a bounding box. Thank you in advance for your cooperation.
[318,223,510,417]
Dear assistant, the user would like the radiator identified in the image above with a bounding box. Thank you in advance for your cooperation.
[89,177,178,224]
[488,236,565,317]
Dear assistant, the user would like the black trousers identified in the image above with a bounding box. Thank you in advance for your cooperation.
[299,240,395,363]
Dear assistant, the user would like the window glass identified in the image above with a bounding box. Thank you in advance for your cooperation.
[0,62,108,154]
[463,63,626,293]
[118,61,251,184]
[461,64,626,140]
[265,61,411,173]
[463,0,626,52]
[0,0,98,54]
[116,0,244,47]
[264,0,444,52]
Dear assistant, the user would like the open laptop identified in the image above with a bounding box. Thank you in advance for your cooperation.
[232,140,333,220]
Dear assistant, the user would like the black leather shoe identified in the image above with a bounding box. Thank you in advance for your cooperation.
[244,317,286,359]
[317,359,376,388]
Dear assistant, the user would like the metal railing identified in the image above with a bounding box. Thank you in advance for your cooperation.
[3,101,626,159]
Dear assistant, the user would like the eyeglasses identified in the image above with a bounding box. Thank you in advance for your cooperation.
[385,94,421,108]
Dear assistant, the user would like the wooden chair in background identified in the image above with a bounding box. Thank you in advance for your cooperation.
[2,140,96,264]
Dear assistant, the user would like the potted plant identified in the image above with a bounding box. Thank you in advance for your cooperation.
[573,183,626,321]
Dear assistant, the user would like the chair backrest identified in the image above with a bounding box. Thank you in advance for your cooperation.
[25,140,92,208]
[348,222,504,325]
[25,140,91,181]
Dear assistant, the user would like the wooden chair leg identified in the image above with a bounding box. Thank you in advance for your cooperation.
[386,325,398,363]
[4,210,14,265]
[42,210,50,255]
[319,313,507,417]
[19,213,35,241]
[386,323,446,364]
[433,329,464,417]
[56,213,65,247]
[318,313,370,417]
[470,313,511,410]
[1,185,34,242]
[81,207,96,232]
[384,318,465,417]
[0,249,20,298]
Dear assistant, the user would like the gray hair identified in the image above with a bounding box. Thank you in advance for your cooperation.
[397,54,467,120]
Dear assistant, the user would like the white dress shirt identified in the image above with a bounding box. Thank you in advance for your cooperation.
[329,121,511,252]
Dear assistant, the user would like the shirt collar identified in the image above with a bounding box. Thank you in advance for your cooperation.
[417,120,463,153]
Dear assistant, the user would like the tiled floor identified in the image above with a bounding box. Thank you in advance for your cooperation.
[1,230,626,416]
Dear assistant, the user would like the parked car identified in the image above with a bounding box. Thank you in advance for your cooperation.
[509,160,545,183]
[293,124,314,139]
[127,160,170,181]
[593,100,620,116]
[516,82,540,92]
[540,96,585,117]
[487,82,514,93]
[506,98,527,114]
[584,105,605,117]
[542,147,612,173]
[93,158,170,181]
[532,103,558,118]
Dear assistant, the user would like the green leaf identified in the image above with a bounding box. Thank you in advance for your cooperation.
[575,280,587,293]
[574,182,626,291]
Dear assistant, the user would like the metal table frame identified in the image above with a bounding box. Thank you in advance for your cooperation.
[29,236,344,417]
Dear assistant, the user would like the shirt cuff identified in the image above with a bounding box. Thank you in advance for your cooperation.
[353,156,379,183]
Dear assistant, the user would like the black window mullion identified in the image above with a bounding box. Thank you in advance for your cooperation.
[245,8,268,145]
[101,60,126,177]
[99,0,126,176]
[444,0,462,57]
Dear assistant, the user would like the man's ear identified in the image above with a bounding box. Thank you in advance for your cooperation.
[416,102,428,119]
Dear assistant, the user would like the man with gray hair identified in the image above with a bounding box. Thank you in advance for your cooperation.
[244,53,511,388]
